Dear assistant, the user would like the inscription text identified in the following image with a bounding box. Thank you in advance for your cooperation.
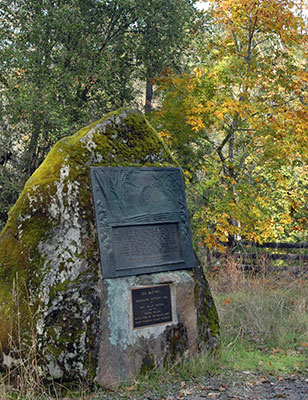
[113,223,183,270]
[132,285,172,329]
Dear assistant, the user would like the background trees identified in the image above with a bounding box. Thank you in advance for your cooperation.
[0,0,198,229]
[154,0,308,249]
[1,0,307,248]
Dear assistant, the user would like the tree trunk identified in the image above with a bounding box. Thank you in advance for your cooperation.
[145,77,153,113]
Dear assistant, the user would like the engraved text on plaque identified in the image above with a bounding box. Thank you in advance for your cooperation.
[113,222,183,270]
[131,285,172,329]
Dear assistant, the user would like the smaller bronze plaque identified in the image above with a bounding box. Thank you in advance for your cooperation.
[131,285,172,329]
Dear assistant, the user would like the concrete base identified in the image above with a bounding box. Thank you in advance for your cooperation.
[96,270,197,388]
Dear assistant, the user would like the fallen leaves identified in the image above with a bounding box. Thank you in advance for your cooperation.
[178,388,193,397]
[256,375,270,384]
[125,385,136,392]
[207,392,220,398]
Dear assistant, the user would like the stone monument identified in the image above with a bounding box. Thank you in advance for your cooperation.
[0,108,219,386]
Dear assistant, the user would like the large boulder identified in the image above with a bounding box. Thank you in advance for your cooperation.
[0,109,219,383]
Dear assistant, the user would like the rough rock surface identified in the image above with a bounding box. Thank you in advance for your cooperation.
[0,108,219,383]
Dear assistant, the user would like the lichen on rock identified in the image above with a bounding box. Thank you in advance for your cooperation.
[0,108,219,383]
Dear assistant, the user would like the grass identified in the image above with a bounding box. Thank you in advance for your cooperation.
[208,256,308,375]
[1,257,307,398]
[220,342,307,374]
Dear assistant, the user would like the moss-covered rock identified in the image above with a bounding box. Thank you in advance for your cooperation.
[0,108,219,382]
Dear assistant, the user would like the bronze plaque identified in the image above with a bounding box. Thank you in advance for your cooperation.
[90,167,195,278]
[131,285,172,329]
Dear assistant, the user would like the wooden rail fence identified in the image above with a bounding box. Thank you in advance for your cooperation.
[212,242,308,262]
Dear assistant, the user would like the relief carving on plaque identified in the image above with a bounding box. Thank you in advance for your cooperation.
[90,167,195,278]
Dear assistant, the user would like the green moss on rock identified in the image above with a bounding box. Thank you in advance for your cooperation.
[193,256,220,350]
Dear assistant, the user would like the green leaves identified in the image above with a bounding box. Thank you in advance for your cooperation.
[0,0,199,227]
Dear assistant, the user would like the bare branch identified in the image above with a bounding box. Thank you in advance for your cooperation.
[228,21,242,53]
[234,152,250,178]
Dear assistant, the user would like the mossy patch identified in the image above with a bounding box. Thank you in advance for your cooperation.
[193,257,220,350]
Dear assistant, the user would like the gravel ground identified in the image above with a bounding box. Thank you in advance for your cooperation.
[170,373,308,400]
[94,372,308,400]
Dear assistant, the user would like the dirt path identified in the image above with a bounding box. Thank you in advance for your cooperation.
[98,372,308,400]
[169,372,308,400]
